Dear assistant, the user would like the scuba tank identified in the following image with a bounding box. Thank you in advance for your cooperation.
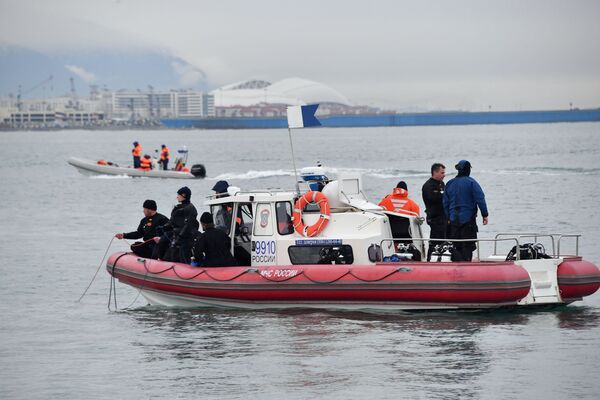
[431,242,454,262]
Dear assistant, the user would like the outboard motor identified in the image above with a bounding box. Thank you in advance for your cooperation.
[190,164,206,178]
[300,162,329,191]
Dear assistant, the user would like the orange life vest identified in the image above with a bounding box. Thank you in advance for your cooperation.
[139,155,152,170]
[132,144,142,157]
[378,188,421,217]
[160,147,169,161]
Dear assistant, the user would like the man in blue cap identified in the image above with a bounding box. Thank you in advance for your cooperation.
[443,160,488,261]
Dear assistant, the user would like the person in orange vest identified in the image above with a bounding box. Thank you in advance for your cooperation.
[379,181,421,217]
[379,181,421,246]
[159,144,170,170]
[132,141,142,168]
[139,154,152,170]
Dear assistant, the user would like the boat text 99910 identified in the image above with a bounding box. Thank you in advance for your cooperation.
[252,240,277,264]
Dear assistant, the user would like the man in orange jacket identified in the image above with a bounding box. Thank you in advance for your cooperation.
[132,141,142,168]
[379,181,421,246]
[379,181,421,217]
[159,144,169,170]
[139,154,152,170]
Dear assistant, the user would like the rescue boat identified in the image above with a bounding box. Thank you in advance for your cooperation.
[68,148,206,179]
[106,171,600,311]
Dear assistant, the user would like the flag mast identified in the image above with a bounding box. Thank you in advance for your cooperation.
[287,126,301,195]
[286,104,321,196]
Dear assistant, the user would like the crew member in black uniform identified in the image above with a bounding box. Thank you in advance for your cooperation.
[422,163,446,261]
[191,212,237,267]
[152,186,198,263]
[115,199,169,258]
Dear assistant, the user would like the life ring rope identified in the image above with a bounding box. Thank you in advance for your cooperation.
[293,191,331,237]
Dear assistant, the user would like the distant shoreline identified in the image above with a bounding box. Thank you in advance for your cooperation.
[161,108,600,130]
[2,108,599,131]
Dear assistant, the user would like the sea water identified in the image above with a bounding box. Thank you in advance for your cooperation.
[1,123,599,399]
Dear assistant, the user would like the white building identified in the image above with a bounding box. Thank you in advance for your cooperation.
[110,90,215,119]
[1,89,215,126]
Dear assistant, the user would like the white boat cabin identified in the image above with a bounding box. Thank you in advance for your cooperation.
[204,174,425,267]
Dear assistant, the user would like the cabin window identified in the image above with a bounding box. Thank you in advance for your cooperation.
[254,203,273,236]
[288,245,354,265]
[276,201,294,235]
[234,203,254,267]
[212,203,233,235]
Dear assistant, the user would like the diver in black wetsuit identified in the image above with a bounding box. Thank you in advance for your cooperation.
[422,163,446,261]
[152,186,198,263]
[115,199,169,258]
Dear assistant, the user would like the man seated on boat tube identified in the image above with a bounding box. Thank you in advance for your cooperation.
[138,154,153,170]
[152,186,198,263]
[114,199,169,259]
[191,212,237,267]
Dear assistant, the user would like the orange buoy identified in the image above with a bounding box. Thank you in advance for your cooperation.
[293,191,330,237]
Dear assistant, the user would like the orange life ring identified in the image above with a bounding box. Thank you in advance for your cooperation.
[293,191,330,237]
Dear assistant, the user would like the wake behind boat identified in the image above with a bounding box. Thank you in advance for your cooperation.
[68,157,206,179]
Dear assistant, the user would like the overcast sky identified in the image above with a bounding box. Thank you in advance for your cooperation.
[1,0,599,110]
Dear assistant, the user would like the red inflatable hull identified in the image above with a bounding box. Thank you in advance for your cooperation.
[557,257,600,300]
[106,252,534,310]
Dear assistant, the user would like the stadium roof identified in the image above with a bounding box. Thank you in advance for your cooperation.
[210,77,351,107]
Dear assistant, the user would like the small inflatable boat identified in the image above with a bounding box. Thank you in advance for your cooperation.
[106,173,600,311]
[68,157,206,179]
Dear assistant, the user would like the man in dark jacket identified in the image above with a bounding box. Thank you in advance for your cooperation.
[152,186,198,263]
[115,199,169,258]
[422,163,446,261]
[443,160,489,262]
[192,212,237,267]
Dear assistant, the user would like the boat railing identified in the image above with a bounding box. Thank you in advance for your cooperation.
[206,189,294,200]
[492,233,580,257]
[379,237,521,260]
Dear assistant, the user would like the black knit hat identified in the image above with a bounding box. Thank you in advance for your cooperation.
[200,212,213,224]
[177,186,192,199]
[142,199,157,211]
[396,181,408,190]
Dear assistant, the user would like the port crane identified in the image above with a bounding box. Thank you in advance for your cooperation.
[16,75,53,111]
